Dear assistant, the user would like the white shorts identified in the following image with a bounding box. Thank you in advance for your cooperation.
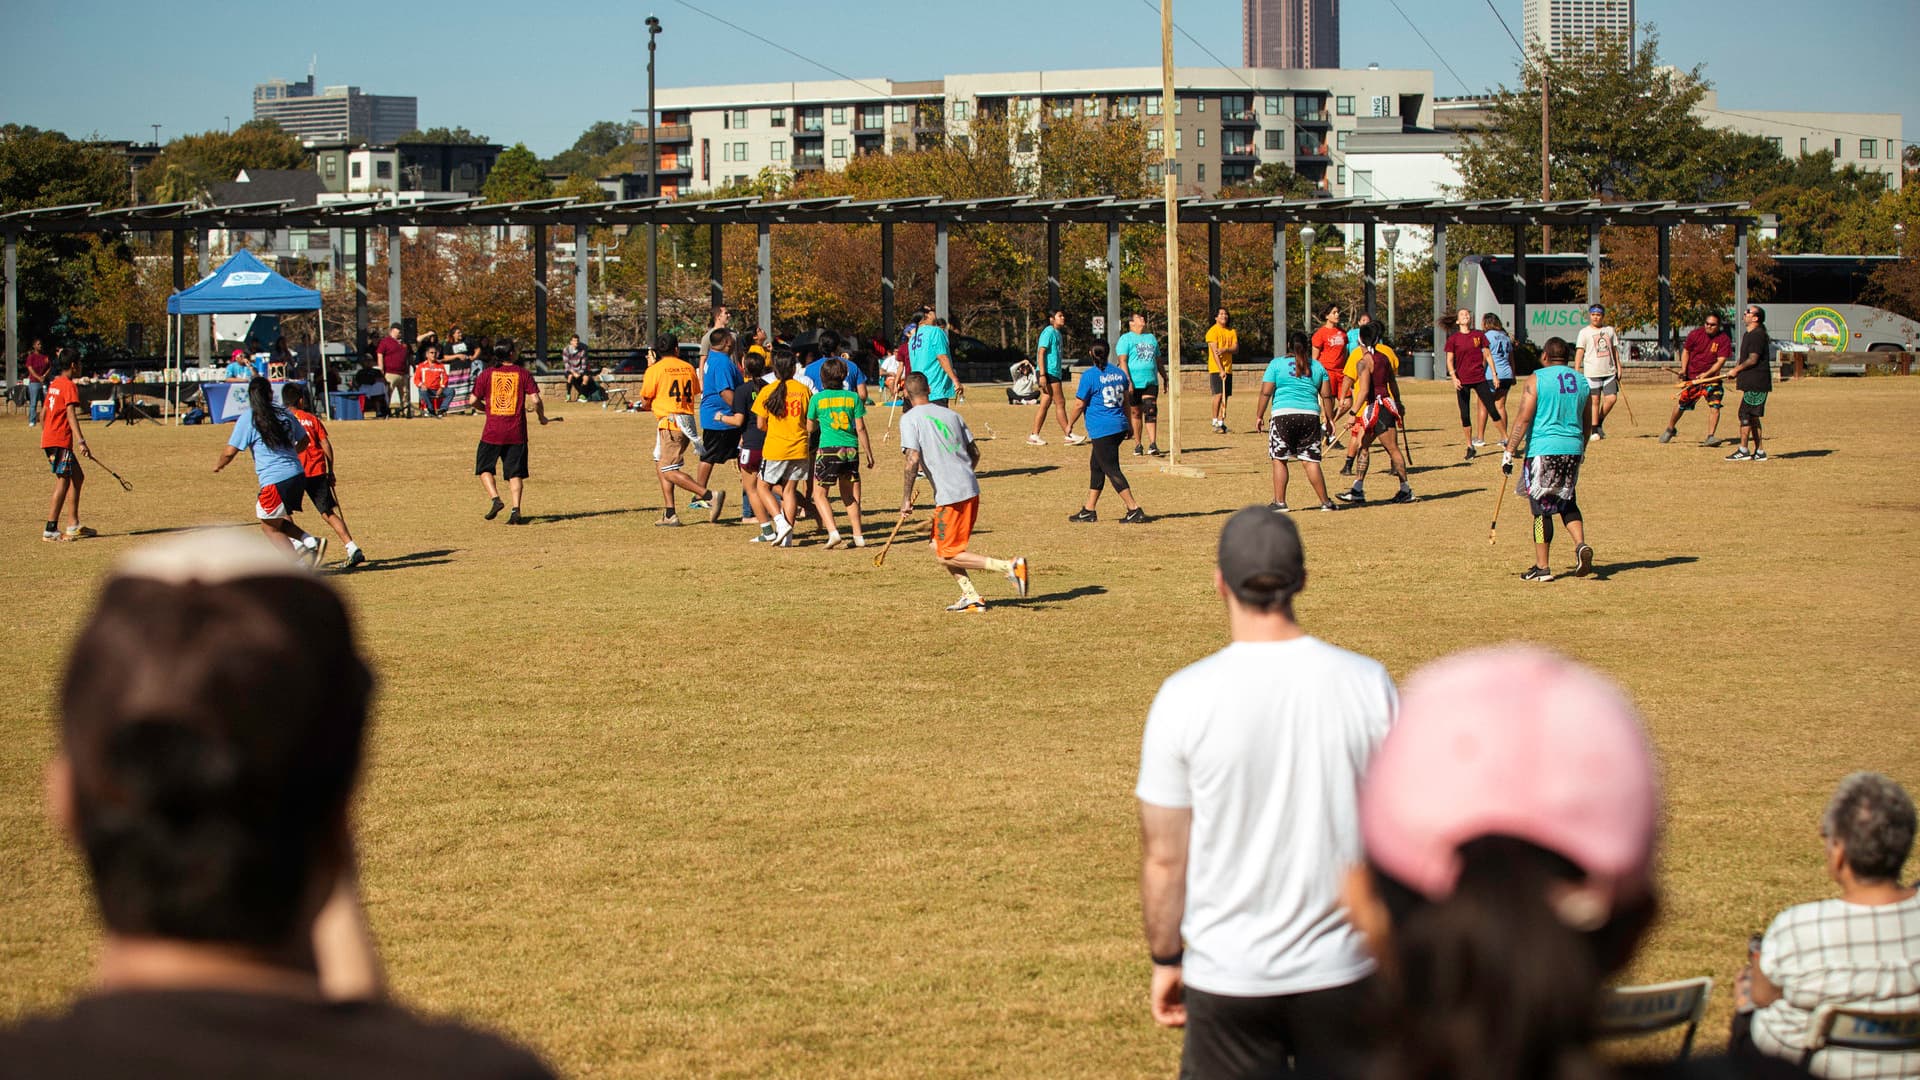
[760,458,806,485]
[1589,373,1620,396]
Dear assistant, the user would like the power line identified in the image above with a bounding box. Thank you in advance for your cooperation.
[1693,105,1914,151]
[1382,0,1475,95]
[1481,0,1528,62]
[671,0,901,102]
[1135,0,1260,94]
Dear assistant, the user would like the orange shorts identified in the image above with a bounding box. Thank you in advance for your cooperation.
[1328,371,1350,403]
[931,497,978,559]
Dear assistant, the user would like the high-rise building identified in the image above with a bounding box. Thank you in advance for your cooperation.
[252,76,418,145]
[1243,0,1339,69]
[1521,0,1634,59]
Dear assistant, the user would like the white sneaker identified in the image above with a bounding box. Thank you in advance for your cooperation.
[1026,434,1047,446]
[1471,438,1487,448]
[1065,433,1087,445]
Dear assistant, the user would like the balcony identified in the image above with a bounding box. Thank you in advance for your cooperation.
[632,123,692,143]
[1220,109,1258,126]
[794,125,825,139]
[1293,142,1330,162]
[1222,142,1258,160]
[852,117,885,133]
[654,159,692,176]
[1295,110,1330,126]
[791,153,825,171]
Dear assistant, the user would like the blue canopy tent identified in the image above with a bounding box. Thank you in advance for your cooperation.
[165,250,328,420]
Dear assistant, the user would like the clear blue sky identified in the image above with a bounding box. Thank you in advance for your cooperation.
[3,0,1913,158]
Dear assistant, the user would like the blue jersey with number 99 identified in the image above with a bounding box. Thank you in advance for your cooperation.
[1077,362,1133,439]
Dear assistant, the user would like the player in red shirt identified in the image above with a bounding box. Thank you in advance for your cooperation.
[1310,304,1350,433]
[1444,308,1507,460]
[414,345,450,418]
[467,343,552,525]
[39,349,95,542]
[1663,313,1733,446]
[283,384,366,568]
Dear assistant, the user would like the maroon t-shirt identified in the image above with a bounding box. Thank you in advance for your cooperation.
[1446,331,1489,384]
[25,351,51,382]
[376,336,409,375]
[1681,328,1731,380]
[473,364,535,444]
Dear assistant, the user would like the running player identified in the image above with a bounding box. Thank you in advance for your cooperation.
[1311,304,1349,430]
[1724,305,1772,462]
[806,357,874,548]
[752,349,812,546]
[1205,308,1237,434]
[693,327,744,517]
[1445,308,1506,458]
[909,308,964,408]
[641,334,719,526]
[213,376,319,559]
[1574,304,1622,440]
[283,384,366,568]
[468,344,551,525]
[1504,336,1593,581]
[1115,313,1162,456]
[1664,312,1733,445]
[38,349,93,542]
[1336,322,1416,506]
[1253,331,1335,513]
[1067,337,1147,523]
[1028,309,1079,445]
[738,353,779,543]
[1338,328,1400,476]
[897,371,1028,612]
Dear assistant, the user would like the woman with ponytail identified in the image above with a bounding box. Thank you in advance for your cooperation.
[213,377,320,561]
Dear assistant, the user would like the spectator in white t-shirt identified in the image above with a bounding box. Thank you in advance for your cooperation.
[1739,771,1919,1078]
[1136,507,1397,1080]
[1574,304,1623,440]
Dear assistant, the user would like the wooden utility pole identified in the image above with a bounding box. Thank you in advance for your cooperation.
[1159,0,1202,477]
[1540,64,1552,251]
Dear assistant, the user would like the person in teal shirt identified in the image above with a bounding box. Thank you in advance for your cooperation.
[1027,309,1080,446]
[1253,331,1336,512]
[909,311,962,405]
[804,357,874,548]
[1505,336,1593,582]
[1113,314,1162,455]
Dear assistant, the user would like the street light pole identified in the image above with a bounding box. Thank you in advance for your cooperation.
[646,14,663,345]
[1382,226,1399,345]
[1300,226,1317,335]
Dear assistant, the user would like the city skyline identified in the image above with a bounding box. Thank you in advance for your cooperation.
[0,0,1911,160]
[1244,0,1340,69]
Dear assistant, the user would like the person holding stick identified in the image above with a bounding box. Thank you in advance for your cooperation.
[1205,308,1238,434]
[897,372,1028,612]
[214,377,321,560]
[39,349,95,542]
[1504,337,1593,581]
[1725,306,1774,463]
[1575,304,1623,440]
[1663,313,1733,445]
[1335,323,1415,507]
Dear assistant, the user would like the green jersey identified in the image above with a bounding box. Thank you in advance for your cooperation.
[807,388,865,449]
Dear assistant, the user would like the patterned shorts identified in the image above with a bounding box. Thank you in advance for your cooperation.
[1267,414,1323,463]
[1520,455,1581,518]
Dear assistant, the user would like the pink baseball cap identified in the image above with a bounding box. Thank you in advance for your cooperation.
[1359,647,1660,918]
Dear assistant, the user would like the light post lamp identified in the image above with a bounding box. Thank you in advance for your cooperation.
[1381,226,1399,345]
[1299,225,1317,334]
[645,14,663,344]
[1895,221,1906,259]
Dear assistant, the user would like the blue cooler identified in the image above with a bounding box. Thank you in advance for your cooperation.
[90,401,116,421]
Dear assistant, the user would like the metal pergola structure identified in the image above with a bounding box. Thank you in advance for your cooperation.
[2,194,1755,389]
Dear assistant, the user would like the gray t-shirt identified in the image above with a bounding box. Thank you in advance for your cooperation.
[898,403,980,507]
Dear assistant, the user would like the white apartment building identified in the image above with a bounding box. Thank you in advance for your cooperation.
[1693,91,1905,190]
[1522,0,1634,59]
[641,66,1437,199]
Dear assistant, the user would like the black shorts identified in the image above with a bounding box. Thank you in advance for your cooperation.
[1209,372,1233,397]
[1738,392,1767,425]
[476,441,530,480]
[813,447,861,484]
[306,474,339,515]
[1268,413,1324,462]
[1181,980,1374,1080]
[44,446,79,478]
[700,426,743,465]
[1129,386,1158,407]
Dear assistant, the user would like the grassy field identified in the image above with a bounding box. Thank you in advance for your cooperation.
[1,376,1915,1076]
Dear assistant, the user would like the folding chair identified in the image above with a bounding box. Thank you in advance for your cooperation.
[1799,1004,1920,1074]
[1595,977,1713,1061]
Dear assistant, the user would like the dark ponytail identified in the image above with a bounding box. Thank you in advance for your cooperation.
[1089,336,1111,369]
[765,350,797,416]
[247,377,293,452]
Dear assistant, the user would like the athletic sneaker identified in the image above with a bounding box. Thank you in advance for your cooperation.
[1700,437,1722,447]
[1389,488,1416,504]
[485,497,506,521]
[1318,501,1337,512]
[1520,565,1555,582]
[1067,508,1097,523]
[1118,507,1148,524]
[687,496,710,511]
[1751,450,1768,462]
[656,515,683,527]
[851,537,867,548]
[1725,448,1751,461]
[1659,429,1676,444]
[1597,427,1608,439]
[1574,544,1594,578]
[346,549,367,569]
[1065,433,1087,445]
[945,596,987,614]
[773,520,794,546]
[1471,438,1487,448]
[1132,443,1144,456]
[1146,443,1162,456]
[1464,446,1477,461]
[1589,432,1602,443]
[1007,556,1029,597]
[824,534,847,549]
[707,490,727,523]
[749,531,775,544]
[506,510,527,525]
[1336,489,1367,504]
[1268,502,1290,513]
[1338,460,1354,477]
[40,528,61,543]
[64,525,97,540]
[1026,434,1047,446]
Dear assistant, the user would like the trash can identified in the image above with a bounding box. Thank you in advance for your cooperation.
[1412,351,1436,380]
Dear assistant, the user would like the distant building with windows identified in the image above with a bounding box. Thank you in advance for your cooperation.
[640,67,1434,199]
[1244,0,1339,69]
[253,75,417,145]
[307,140,501,196]
[1522,0,1634,59]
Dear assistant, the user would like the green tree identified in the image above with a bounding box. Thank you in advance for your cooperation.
[135,120,307,202]
[396,127,491,145]
[1238,162,1318,198]
[553,174,605,203]
[481,143,553,203]
[0,125,130,346]
[546,121,634,177]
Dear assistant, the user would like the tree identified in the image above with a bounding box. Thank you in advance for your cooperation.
[1237,162,1318,199]
[546,121,634,177]
[0,125,129,345]
[1554,225,1775,334]
[396,127,491,145]
[481,144,552,203]
[553,174,605,203]
[135,120,307,202]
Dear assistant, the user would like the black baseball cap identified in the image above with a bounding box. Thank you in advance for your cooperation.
[1217,507,1306,606]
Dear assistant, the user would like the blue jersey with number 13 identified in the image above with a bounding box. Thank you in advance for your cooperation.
[1529,366,1590,457]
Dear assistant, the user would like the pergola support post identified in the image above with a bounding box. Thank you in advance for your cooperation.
[1271,223,1287,356]
[1106,222,1121,347]
[1512,224,1529,346]
[575,225,590,345]
[1733,221,1749,323]
[1431,223,1449,345]
[756,222,772,340]
[1587,225,1602,307]
[880,221,895,346]
[353,227,368,364]
[708,222,723,311]
[3,234,16,392]
[197,228,211,364]
[1362,225,1377,319]
[386,224,403,331]
[533,224,549,364]
[1657,224,1673,361]
[1206,221,1221,316]
[1046,221,1061,313]
[934,221,949,321]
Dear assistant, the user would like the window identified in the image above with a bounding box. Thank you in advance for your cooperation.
[1196,98,1205,113]
[324,158,337,176]
[1014,97,1034,117]
[458,162,473,180]
[821,107,839,125]
[952,134,969,150]
[1146,128,1163,150]
[1085,96,1101,118]
[1197,163,1206,183]
[831,139,847,158]
[859,105,884,129]
[1148,163,1163,183]
[1860,139,1876,159]
[1336,96,1354,115]
[722,143,732,162]
[1197,128,1205,147]
[1336,164,1346,185]
[1175,97,1183,115]
[729,109,747,129]
[1223,95,1250,119]
[1170,163,1182,179]
[351,160,362,178]
[1174,129,1183,150]
[1051,98,1074,119]
[771,108,786,128]
[1835,138,1842,155]
[1265,129,1285,151]
[1222,163,1253,185]
[701,139,710,181]
[1145,95,1162,116]
[1800,137,1808,155]
[952,101,970,121]
[770,140,785,162]
[892,136,907,153]
[1264,94,1286,115]
[1336,130,1349,150]
[892,104,908,124]
[1016,131,1033,153]
[733,141,748,161]
[1115,95,1139,118]
[1224,132,1253,155]
[1890,139,1899,159]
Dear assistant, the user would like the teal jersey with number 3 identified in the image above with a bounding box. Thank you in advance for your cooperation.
[1529,366,1589,457]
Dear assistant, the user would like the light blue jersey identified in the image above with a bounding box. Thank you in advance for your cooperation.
[1036,325,1066,378]
[1260,356,1328,415]
[911,324,956,401]
[1115,332,1159,389]
[1528,365,1589,457]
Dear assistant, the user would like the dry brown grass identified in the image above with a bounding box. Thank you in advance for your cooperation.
[1,376,1916,1076]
